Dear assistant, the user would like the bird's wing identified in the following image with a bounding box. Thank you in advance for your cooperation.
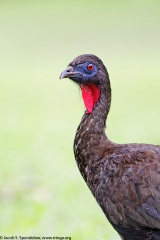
[130,148,160,229]
[99,146,160,230]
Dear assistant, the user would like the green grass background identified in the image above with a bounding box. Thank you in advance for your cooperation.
[0,0,160,239]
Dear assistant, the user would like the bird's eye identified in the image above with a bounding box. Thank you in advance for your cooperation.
[87,63,94,71]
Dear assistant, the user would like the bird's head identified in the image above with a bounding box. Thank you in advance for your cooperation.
[60,54,109,113]
[60,54,107,85]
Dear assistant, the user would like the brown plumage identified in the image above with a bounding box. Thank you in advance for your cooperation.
[60,54,160,240]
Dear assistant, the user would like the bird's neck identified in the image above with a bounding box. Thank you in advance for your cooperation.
[80,79,111,133]
[74,78,111,181]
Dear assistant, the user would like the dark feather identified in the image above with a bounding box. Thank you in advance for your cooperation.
[60,54,160,240]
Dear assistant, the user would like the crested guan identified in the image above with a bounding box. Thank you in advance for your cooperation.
[60,54,160,240]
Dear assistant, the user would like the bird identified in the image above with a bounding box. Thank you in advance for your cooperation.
[60,54,160,240]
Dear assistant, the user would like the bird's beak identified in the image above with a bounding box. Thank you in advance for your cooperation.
[60,66,78,79]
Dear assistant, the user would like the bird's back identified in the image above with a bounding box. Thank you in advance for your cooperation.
[74,114,160,239]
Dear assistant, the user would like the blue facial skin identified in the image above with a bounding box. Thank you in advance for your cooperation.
[74,62,98,81]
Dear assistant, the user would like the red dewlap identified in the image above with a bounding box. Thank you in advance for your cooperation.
[80,84,100,113]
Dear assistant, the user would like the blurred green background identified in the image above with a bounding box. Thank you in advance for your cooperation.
[0,0,160,239]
